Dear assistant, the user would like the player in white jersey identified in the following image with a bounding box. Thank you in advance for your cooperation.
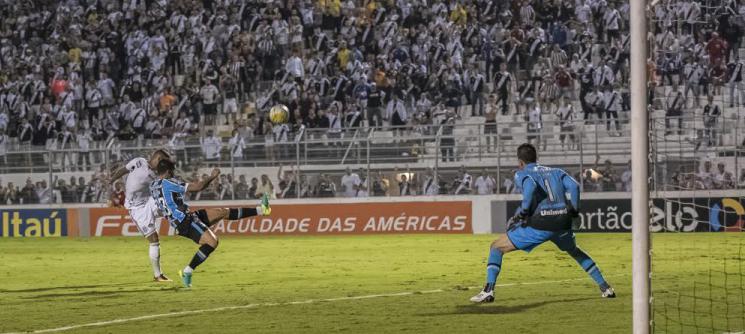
[110,150,171,282]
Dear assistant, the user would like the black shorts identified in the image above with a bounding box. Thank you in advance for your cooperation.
[176,210,210,244]
[484,120,497,134]
[204,103,217,115]
[391,113,406,126]
[559,126,575,141]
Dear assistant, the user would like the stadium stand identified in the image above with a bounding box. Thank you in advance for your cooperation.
[0,0,744,204]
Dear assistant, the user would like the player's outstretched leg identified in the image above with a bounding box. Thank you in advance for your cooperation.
[566,247,615,298]
[201,194,272,227]
[471,235,516,303]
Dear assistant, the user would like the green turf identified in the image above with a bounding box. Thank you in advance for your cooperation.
[0,233,742,333]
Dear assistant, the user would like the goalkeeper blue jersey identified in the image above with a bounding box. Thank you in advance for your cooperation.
[514,163,580,231]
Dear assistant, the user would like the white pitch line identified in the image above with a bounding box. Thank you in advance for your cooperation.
[3,275,624,334]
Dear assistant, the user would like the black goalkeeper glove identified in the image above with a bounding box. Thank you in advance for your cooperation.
[507,209,527,231]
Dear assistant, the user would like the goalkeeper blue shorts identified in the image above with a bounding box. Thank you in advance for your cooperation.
[506,226,576,252]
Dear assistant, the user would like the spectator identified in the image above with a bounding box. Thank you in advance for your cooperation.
[298,175,314,198]
[583,86,602,122]
[697,160,715,189]
[492,63,513,115]
[502,170,518,194]
[385,92,408,140]
[621,160,633,192]
[526,101,544,151]
[367,83,384,128]
[739,169,745,189]
[111,182,125,207]
[0,128,7,168]
[398,174,413,196]
[371,171,390,197]
[727,57,744,107]
[599,160,619,192]
[277,166,297,199]
[257,174,275,199]
[20,179,38,204]
[4,182,19,205]
[36,181,52,205]
[421,168,440,196]
[453,167,473,195]
[77,177,87,203]
[315,173,337,198]
[200,80,220,126]
[714,162,735,189]
[340,167,361,198]
[699,95,720,150]
[201,130,222,163]
[235,175,250,200]
[484,95,498,153]
[683,57,704,107]
[555,98,576,150]
[76,126,93,171]
[248,177,260,200]
[602,85,622,136]
[474,169,496,195]
[220,70,239,126]
[56,179,75,203]
[228,129,246,161]
[665,83,685,135]
[439,113,456,162]
[355,168,369,198]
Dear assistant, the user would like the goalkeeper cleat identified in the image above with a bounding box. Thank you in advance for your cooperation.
[601,286,616,298]
[260,194,271,216]
[469,290,495,303]
[179,270,192,288]
[153,274,172,282]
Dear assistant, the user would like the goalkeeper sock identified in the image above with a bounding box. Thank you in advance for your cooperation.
[484,247,503,292]
[187,244,216,271]
[228,208,259,220]
[568,247,610,290]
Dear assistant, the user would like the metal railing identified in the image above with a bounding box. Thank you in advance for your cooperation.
[0,114,743,204]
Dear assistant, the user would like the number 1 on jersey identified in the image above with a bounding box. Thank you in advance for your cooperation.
[543,179,555,202]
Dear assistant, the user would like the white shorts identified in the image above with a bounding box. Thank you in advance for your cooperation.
[223,98,238,114]
[128,198,161,237]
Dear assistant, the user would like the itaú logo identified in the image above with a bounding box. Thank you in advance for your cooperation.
[709,198,745,232]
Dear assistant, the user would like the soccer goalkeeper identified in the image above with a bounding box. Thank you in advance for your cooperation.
[150,159,271,288]
[470,143,615,303]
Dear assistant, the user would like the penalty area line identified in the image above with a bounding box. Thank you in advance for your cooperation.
[5,275,626,334]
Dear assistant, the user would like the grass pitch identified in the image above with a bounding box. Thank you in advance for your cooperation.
[0,233,742,333]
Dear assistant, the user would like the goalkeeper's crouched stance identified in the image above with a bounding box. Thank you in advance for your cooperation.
[150,159,271,288]
[471,144,615,303]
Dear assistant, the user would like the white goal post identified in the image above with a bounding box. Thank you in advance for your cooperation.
[630,0,651,333]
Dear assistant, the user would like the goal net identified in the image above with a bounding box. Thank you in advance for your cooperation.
[648,94,745,333]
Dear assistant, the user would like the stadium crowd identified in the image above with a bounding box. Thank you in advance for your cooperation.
[0,0,744,202]
[2,159,742,204]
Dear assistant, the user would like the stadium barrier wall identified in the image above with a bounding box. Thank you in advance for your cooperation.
[1,191,743,237]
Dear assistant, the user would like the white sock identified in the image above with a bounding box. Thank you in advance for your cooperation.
[256,206,264,216]
[149,242,162,277]
[183,266,194,274]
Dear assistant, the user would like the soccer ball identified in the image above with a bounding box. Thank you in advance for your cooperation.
[269,104,289,124]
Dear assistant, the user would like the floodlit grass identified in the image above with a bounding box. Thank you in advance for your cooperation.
[0,233,741,333]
